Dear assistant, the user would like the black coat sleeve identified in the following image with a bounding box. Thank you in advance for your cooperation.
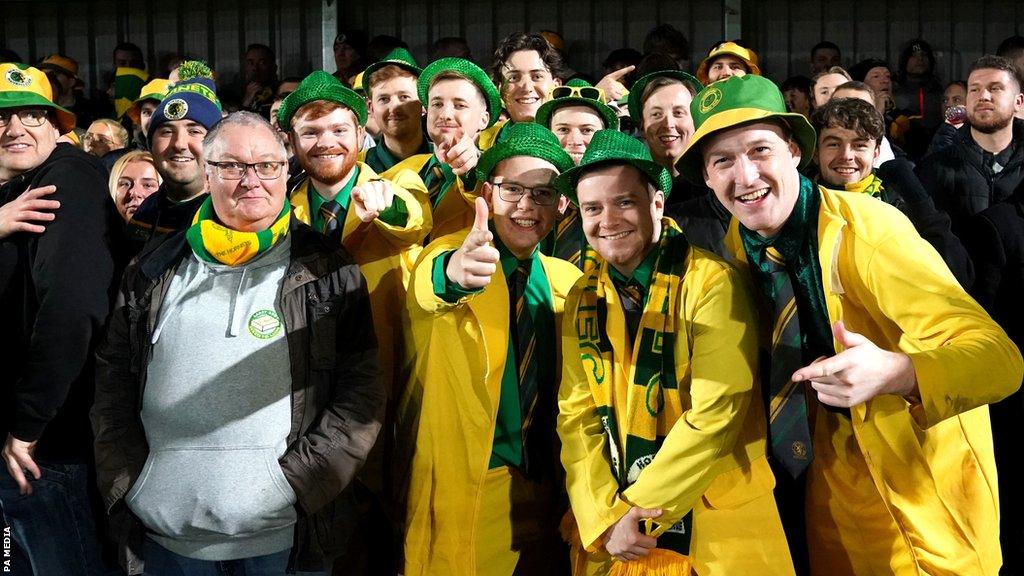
[964,211,1008,314]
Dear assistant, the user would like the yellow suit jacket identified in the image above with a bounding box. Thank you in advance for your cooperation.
[398,230,582,576]
[558,247,795,575]
[725,186,1023,575]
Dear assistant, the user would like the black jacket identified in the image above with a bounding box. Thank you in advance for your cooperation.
[0,143,120,461]
[916,119,1024,237]
[92,219,386,574]
[666,191,732,259]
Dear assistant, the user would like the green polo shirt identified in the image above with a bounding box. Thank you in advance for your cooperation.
[431,229,555,469]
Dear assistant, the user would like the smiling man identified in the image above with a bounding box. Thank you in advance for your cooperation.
[94,111,383,576]
[401,122,580,575]
[360,48,432,175]
[553,129,792,576]
[676,73,1023,575]
[127,61,222,252]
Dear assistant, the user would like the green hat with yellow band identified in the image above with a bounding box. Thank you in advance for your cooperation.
[554,128,672,205]
[127,77,171,124]
[361,47,422,94]
[627,69,703,124]
[0,63,76,133]
[476,122,574,182]
[534,78,619,131]
[417,57,502,127]
[675,74,816,184]
[278,70,367,130]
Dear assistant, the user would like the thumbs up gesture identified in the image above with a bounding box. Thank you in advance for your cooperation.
[435,129,481,177]
[351,179,395,223]
[445,197,500,290]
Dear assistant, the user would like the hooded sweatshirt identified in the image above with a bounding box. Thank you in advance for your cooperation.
[127,234,296,561]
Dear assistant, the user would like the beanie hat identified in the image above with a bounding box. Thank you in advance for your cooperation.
[147,61,222,141]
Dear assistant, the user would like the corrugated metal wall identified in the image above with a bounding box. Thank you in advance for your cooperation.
[2,0,1022,96]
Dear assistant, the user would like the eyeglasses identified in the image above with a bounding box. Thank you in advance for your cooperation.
[548,85,605,102]
[84,132,116,146]
[207,160,287,180]
[0,108,50,128]
[491,181,560,206]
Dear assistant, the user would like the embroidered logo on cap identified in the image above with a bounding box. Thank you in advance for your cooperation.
[248,309,282,339]
[164,98,189,120]
[698,86,723,114]
[5,69,32,88]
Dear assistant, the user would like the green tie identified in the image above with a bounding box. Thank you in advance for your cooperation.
[554,205,584,268]
[510,263,538,438]
[766,246,814,478]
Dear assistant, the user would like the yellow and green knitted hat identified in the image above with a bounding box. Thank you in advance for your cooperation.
[535,78,620,131]
[676,74,816,184]
[0,63,76,132]
[476,122,574,182]
[278,70,367,130]
[361,47,422,94]
[417,57,502,127]
[554,128,672,205]
[627,69,703,124]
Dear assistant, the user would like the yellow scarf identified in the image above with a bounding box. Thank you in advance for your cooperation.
[186,196,291,266]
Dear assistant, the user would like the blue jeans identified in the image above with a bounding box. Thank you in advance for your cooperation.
[143,536,328,576]
[0,461,109,576]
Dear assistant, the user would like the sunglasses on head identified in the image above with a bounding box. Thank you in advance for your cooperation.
[548,85,605,102]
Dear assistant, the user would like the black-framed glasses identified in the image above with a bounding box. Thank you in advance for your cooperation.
[0,108,50,128]
[549,85,605,102]
[207,160,287,180]
[491,180,560,206]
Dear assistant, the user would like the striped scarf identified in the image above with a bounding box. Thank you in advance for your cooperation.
[186,196,291,266]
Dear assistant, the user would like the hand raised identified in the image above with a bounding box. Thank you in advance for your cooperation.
[595,65,635,102]
[445,197,500,290]
[351,179,396,223]
[0,185,59,240]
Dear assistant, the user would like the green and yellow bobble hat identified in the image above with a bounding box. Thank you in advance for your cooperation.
[126,78,171,125]
[534,78,619,131]
[475,121,574,184]
[113,66,149,119]
[146,61,223,142]
[554,128,672,206]
[626,69,703,126]
[417,57,502,128]
[675,74,817,185]
[361,47,422,94]
[0,63,76,133]
[277,70,367,131]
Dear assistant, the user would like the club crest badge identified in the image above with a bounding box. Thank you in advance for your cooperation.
[248,309,282,339]
[698,86,723,114]
[164,98,189,120]
[5,68,32,87]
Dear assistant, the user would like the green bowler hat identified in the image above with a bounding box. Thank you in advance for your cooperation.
[361,47,422,93]
[476,122,574,183]
[417,57,502,127]
[554,129,672,206]
[277,70,367,130]
[534,78,619,131]
[627,69,703,124]
[675,74,816,185]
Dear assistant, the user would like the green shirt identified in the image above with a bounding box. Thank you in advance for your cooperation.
[431,229,555,469]
[609,247,659,345]
[307,166,410,231]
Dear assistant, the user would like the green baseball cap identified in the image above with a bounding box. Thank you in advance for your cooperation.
[554,129,672,205]
[277,70,367,130]
[627,69,703,124]
[476,122,574,183]
[361,47,422,94]
[417,57,502,128]
[534,78,619,131]
[676,74,816,184]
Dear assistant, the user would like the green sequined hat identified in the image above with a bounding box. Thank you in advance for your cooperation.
[554,128,673,205]
[277,70,367,130]
[675,74,816,184]
[417,57,502,127]
[627,69,703,124]
[534,78,619,131]
[476,122,574,182]
[361,47,422,94]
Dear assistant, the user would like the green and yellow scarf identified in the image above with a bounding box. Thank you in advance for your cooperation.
[186,196,291,266]
[574,217,693,570]
[842,170,884,198]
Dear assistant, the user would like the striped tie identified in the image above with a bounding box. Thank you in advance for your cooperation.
[510,264,539,438]
[766,246,814,478]
[554,205,584,268]
[319,200,344,241]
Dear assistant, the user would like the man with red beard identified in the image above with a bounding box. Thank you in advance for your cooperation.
[917,55,1024,237]
[277,69,431,572]
[360,48,433,176]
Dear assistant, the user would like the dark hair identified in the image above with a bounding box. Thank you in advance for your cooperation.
[848,58,890,82]
[431,37,472,61]
[996,35,1024,60]
[811,41,841,57]
[640,75,695,116]
[811,97,885,144]
[603,48,643,72]
[366,35,408,62]
[781,75,813,94]
[833,80,876,99]
[945,79,967,91]
[492,32,569,83]
[643,24,690,61]
[969,54,1023,91]
[0,48,21,64]
[633,52,679,82]
[245,43,274,58]
[113,42,145,68]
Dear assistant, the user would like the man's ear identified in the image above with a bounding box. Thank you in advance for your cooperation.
[789,138,802,168]
[482,181,494,209]
[651,188,665,219]
[557,194,570,215]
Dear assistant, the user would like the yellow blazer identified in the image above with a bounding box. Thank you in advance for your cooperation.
[558,247,795,575]
[725,186,1024,575]
[398,230,582,576]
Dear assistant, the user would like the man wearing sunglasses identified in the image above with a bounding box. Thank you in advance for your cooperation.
[94,111,384,576]
[401,122,580,575]
[0,63,119,575]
